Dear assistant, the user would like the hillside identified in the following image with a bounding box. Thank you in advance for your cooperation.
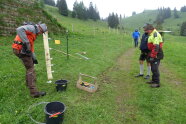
[122,9,186,35]
[1,3,186,124]
[121,10,159,31]
[163,12,186,35]
[44,5,109,34]
[0,0,65,36]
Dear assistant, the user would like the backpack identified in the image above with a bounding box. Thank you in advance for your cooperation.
[22,21,39,33]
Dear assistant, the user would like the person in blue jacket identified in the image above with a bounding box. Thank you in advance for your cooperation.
[132,29,140,47]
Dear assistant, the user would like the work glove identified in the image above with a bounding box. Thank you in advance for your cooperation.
[32,53,38,64]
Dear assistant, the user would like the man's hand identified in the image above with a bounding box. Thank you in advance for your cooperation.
[149,57,157,62]
[33,59,38,64]
[32,53,38,64]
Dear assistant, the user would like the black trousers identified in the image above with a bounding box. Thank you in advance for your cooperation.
[134,38,138,47]
[150,59,160,84]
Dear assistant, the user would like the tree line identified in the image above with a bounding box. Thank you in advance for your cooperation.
[43,0,186,35]
[107,13,120,28]
[44,0,100,21]
[71,1,100,21]
[43,0,119,28]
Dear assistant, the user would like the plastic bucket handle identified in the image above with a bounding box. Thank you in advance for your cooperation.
[27,102,49,124]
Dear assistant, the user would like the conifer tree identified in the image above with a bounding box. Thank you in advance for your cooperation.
[180,21,186,36]
[88,2,95,20]
[44,0,55,6]
[155,7,172,26]
[132,11,136,16]
[71,1,78,18]
[180,6,186,12]
[174,7,179,18]
[58,0,68,16]
[88,2,100,21]
[72,1,88,20]
[108,13,119,28]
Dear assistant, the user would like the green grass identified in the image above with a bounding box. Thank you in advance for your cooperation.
[105,42,186,124]
[1,4,186,124]
[0,6,132,123]
[163,34,186,80]
[130,48,186,124]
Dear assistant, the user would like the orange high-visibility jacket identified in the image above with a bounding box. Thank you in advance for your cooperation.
[12,25,38,52]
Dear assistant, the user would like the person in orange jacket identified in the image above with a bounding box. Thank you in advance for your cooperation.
[143,24,164,88]
[12,22,47,98]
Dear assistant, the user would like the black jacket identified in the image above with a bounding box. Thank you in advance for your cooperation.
[140,33,149,52]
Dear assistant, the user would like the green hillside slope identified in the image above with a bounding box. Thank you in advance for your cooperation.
[44,5,109,34]
[0,0,65,36]
[122,10,186,35]
[163,12,186,35]
[121,10,158,31]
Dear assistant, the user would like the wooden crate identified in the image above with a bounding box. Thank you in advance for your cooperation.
[76,73,98,93]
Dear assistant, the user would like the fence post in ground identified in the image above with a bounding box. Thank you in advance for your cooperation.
[43,31,53,80]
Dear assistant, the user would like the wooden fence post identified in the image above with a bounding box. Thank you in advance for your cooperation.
[43,31,53,80]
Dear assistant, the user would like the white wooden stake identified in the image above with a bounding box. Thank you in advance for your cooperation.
[43,31,53,80]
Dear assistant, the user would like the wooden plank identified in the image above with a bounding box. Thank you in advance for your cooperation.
[43,31,53,80]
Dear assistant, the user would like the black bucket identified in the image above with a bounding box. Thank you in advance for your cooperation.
[55,80,68,91]
[45,102,66,124]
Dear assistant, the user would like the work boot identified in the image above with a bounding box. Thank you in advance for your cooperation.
[135,74,143,77]
[144,75,150,79]
[150,83,160,88]
[146,80,154,84]
[32,91,46,98]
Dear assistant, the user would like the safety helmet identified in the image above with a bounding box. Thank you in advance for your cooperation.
[38,23,47,33]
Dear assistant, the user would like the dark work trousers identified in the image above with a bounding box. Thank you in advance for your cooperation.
[13,49,38,96]
[134,38,138,47]
[150,59,160,84]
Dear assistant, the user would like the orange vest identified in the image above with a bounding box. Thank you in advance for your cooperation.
[12,31,37,52]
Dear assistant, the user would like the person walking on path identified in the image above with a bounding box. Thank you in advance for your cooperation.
[135,26,151,79]
[144,24,164,88]
[12,22,47,98]
[132,29,140,47]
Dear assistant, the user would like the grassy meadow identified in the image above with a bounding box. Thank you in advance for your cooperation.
[0,5,132,124]
[0,5,186,124]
